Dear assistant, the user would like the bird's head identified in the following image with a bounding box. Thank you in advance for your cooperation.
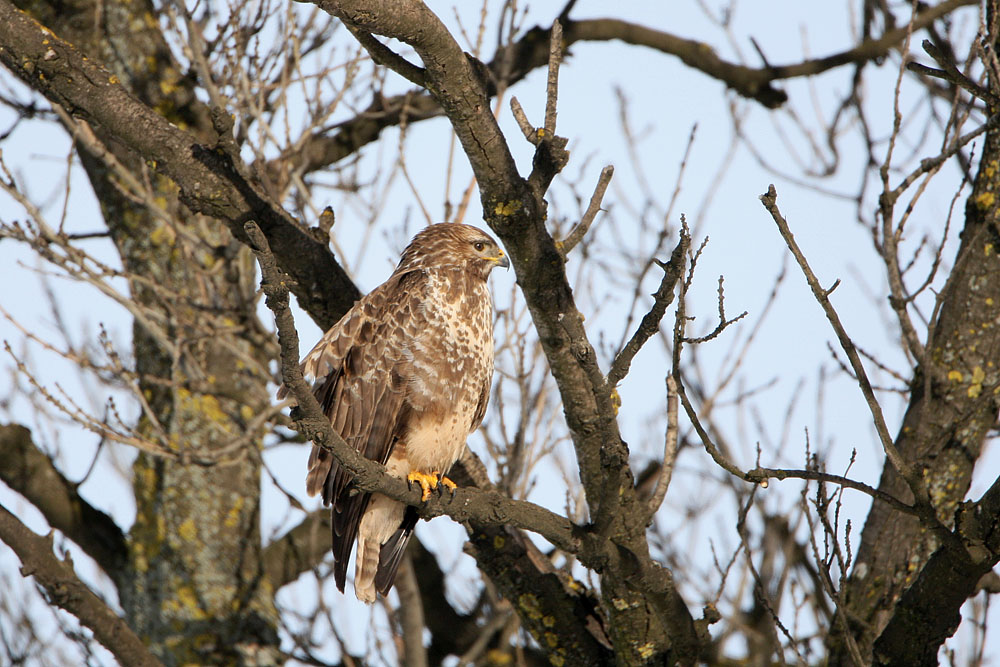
[396,223,509,280]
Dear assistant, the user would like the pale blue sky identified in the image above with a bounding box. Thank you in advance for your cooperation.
[1,1,995,664]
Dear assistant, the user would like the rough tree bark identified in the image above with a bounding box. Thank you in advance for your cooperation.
[832,10,1000,664]
[1,0,998,665]
[8,0,280,662]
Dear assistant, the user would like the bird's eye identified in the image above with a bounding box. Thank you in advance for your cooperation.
[473,241,486,252]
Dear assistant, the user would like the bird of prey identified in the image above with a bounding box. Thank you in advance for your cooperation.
[281,223,508,602]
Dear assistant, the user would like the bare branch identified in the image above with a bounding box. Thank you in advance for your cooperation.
[643,376,679,524]
[544,20,563,135]
[342,22,427,87]
[608,228,689,386]
[260,509,331,590]
[0,424,128,581]
[0,0,360,329]
[682,276,748,345]
[394,554,429,667]
[509,96,536,142]
[0,502,162,667]
[759,185,935,518]
[745,465,917,517]
[907,38,998,105]
[559,165,614,256]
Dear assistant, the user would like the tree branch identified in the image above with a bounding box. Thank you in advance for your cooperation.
[608,229,689,386]
[759,185,935,518]
[260,509,331,590]
[0,0,360,330]
[0,501,162,667]
[871,473,1000,665]
[0,423,127,582]
[315,4,704,660]
[281,1,975,179]
[559,165,614,256]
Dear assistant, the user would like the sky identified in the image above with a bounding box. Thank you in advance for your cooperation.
[1,0,997,664]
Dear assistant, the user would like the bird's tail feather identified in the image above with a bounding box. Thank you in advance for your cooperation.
[374,506,418,595]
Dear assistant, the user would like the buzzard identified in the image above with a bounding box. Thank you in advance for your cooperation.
[282,223,508,602]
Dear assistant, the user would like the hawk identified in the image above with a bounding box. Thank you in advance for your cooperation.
[281,223,508,602]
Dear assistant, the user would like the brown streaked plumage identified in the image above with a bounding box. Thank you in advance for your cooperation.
[279,223,508,602]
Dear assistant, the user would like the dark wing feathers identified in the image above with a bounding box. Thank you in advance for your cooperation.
[375,506,419,595]
[296,274,421,593]
[470,375,491,433]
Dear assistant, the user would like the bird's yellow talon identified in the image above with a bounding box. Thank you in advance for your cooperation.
[437,473,457,493]
[407,470,438,501]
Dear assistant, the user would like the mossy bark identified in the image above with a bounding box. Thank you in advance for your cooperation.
[14,0,280,662]
[831,69,1000,667]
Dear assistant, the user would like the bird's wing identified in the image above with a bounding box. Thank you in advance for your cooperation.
[298,272,423,592]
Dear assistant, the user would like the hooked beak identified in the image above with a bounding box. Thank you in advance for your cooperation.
[492,250,510,270]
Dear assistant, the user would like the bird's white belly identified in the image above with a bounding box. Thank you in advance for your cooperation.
[402,411,473,474]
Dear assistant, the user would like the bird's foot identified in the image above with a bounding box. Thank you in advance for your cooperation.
[436,472,457,494]
[406,470,457,501]
[407,470,439,501]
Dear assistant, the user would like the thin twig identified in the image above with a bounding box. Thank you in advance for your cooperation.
[608,228,689,385]
[746,466,916,517]
[560,165,614,256]
[0,503,164,667]
[544,20,563,135]
[343,22,427,87]
[907,39,998,106]
[759,185,935,516]
[644,376,679,524]
[682,275,748,345]
[509,96,536,143]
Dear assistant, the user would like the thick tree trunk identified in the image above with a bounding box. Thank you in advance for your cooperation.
[832,73,1000,665]
[13,0,280,662]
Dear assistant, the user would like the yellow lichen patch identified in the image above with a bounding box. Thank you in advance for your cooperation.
[518,593,543,620]
[239,404,254,421]
[493,200,520,216]
[968,366,986,398]
[178,518,197,542]
[159,77,179,96]
[150,223,176,247]
[485,649,512,665]
[544,631,559,648]
[174,586,208,620]
[610,388,621,415]
[548,655,565,667]
[986,161,998,178]
[109,75,119,85]
[612,598,629,610]
[975,192,996,210]
[947,370,963,382]
[637,643,656,659]
[543,615,555,627]
[178,389,228,425]
[987,243,996,257]
[493,535,505,549]
[133,543,149,573]
[224,496,245,528]
[988,298,995,306]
